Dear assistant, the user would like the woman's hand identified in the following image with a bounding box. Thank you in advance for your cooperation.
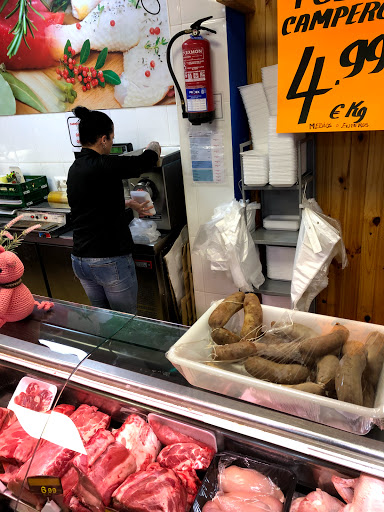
[125,199,154,217]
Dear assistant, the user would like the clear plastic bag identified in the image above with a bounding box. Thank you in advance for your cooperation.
[129,218,161,244]
[193,200,264,292]
[291,198,348,312]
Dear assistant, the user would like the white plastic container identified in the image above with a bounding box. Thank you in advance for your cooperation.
[266,246,296,281]
[147,413,217,451]
[166,303,384,435]
[263,215,300,231]
[130,190,156,215]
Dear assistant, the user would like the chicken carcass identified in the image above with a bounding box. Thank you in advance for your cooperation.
[290,489,344,511]
[46,0,141,60]
[332,474,384,511]
[220,465,285,503]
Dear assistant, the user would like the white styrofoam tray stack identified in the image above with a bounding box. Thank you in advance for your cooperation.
[239,83,269,154]
[167,303,384,435]
[268,116,298,187]
[241,150,269,186]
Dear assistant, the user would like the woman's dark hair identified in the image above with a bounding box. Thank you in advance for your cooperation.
[73,106,113,146]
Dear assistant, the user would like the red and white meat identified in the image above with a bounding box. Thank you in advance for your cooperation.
[157,442,215,471]
[74,440,136,512]
[113,413,161,471]
[112,462,187,512]
[7,404,110,503]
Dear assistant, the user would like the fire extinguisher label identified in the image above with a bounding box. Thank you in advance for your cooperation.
[186,87,207,112]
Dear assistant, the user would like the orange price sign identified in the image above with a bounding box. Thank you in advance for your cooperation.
[277,0,384,133]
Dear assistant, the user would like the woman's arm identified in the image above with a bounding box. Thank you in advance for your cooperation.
[103,142,161,179]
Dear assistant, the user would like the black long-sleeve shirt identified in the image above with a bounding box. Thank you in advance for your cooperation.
[67,147,158,257]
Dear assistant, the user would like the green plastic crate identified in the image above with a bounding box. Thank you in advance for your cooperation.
[0,175,48,196]
[0,176,49,208]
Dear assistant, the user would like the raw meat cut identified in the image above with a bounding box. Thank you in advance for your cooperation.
[73,440,136,512]
[113,414,161,471]
[220,466,285,502]
[174,468,201,507]
[14,382,53,412]
[112,462,187,512]
[72,429,115,474]
[0,404,74,480]
[0,0,64,69]
[7,404,110,499]
[290,498,305,511]
[69,496,92,512]
[332,473,384,511]
[0,462,20,484]
[61,466,79,507]
[70,404,110,442]
[0,408,16,434]
[290,489,344,511]
[148,418,212,448]
[211,491,283,512]
[203,502,222,512]
[0,417,40,465]
[157,442,215,471]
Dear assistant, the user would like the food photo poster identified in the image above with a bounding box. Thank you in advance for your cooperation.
[0,0,175,115]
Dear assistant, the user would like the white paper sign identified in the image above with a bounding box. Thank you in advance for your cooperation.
[8,403,86,455]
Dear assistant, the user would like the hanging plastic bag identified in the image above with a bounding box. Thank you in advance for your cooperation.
[129,218,161,244]
[193,200,264,292]
[291,197,348,311]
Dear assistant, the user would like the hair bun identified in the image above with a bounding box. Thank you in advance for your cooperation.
[72,106,91,120]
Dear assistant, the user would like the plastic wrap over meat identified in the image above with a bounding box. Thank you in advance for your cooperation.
[194,453,295,512]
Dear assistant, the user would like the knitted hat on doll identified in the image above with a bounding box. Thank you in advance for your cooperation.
[0,215,53,328]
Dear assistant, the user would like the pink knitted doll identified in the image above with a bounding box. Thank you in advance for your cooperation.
[0,215,53,328]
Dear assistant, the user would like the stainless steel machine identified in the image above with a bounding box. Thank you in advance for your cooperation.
[122,149,186,231]
[3,203,71,239]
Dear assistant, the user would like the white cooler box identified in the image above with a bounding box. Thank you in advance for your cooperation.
[167,303,384,435]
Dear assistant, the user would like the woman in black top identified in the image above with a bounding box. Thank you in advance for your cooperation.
[67,106,160,314]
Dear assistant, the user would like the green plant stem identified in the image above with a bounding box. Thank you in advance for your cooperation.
[6,0,45,59]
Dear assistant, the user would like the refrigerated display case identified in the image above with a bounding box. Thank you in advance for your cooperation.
[0,297,384,511]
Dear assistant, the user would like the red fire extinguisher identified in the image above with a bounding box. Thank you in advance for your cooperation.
[166,17,216,125]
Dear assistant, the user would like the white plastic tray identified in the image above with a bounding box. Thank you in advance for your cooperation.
[147,413,217,451]
[263,215,300,231]
[167,303,384,435]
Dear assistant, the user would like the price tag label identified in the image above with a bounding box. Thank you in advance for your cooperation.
[27,476,63,496]
[277,0,384,133]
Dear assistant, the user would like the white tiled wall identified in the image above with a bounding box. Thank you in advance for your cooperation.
[169,0,238,315]
[0,106,179,191]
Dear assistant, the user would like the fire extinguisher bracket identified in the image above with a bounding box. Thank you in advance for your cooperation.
[166,17,217,125]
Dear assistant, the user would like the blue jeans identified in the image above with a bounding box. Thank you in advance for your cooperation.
[71,254,138,314]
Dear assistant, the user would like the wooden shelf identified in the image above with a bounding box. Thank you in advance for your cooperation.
[252,228,299,247]
[216,0,255,14]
